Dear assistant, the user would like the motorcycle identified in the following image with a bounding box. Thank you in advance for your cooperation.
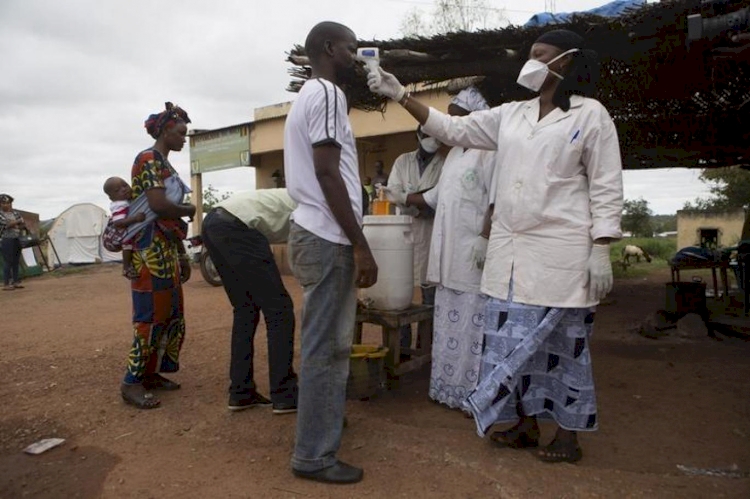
[187,235,222,287]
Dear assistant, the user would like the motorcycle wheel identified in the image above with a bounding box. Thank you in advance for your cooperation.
[199,249,223,287]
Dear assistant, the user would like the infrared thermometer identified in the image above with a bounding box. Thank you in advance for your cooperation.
[357,47,380,75]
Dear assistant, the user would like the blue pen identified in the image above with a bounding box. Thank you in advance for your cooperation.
[570,130,580,143]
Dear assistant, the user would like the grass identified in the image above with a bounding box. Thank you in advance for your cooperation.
[610,237,677,279]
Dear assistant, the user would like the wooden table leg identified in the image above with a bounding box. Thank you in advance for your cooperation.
[416,317,433,357]
[721,267,729,301]
[382,325,401,389]
[711,268,719,300]
[353,322,363,344]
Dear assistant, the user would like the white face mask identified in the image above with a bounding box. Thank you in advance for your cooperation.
[516,48,579,92]
[419,137,440,154]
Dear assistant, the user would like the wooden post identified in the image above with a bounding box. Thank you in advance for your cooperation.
[190,173,203,235]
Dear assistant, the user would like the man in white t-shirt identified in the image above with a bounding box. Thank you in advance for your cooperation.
[201,188,298,416]
[283,21,378,485]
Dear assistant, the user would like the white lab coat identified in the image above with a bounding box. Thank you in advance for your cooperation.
[423,148,496,293]
[423,95,623,308]
[388,150,444,286]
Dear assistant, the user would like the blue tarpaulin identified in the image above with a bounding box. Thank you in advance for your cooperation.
[524,0,647,27]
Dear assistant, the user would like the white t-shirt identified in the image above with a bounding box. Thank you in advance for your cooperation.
[283,77,362,245]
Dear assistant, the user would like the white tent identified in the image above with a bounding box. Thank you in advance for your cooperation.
[46,203,120,265]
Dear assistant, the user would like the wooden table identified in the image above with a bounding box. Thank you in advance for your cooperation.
[354,304,433,388]
[670,259,730,301]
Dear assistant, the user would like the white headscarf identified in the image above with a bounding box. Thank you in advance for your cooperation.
[450,85,489,113]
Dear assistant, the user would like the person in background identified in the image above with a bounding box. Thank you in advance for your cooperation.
[369,29,623,463]
[362,176,375,210]
[393,86,496,410]
[0,194,26,291]
[371,160,388,187]
[283,21,378,485]
[201,188,298,415]
[382,126,444,352]
[120,102,196,410]
[103,177,147,279]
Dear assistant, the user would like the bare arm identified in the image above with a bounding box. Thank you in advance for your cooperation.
[146,188,196,220]
[313,144,377,288]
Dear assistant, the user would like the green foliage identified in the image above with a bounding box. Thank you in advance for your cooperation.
[622,198,654,237]
[185,185,231,212]
[651,214,676,233]
[610,237,677,262]
[683,167,750,212]
[609,237,677,279]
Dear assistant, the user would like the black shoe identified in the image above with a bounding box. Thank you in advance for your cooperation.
[228,392,272,411]
[292,460,363,484]
[272,401,297,415]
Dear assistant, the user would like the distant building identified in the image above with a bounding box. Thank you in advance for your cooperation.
[187,85,453,234]
[676,209,745,250]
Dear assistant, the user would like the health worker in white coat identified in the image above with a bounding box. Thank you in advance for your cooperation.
[395,86,496,410]
[369,29,623,464]
[384,126,444,349]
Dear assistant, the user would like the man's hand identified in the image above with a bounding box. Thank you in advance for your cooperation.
[381,186,407,206]
[587,244,613,302]
[353,244,378,289]
[367,67,405,102]
[470,235,488,270]
[178,255,191,284]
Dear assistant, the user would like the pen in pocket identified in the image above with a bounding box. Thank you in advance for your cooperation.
[570,130,580,144]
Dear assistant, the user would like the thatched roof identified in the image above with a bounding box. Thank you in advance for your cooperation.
[287,0,750,170]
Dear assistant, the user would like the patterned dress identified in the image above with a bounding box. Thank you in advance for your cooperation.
[465,294,598,436]
[123,149,186,385]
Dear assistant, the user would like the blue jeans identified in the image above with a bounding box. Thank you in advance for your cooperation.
[288,223,356,472]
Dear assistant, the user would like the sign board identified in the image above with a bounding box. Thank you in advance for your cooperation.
[189,124,252,174]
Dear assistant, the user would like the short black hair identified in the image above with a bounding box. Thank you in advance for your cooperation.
[304,21,354,64]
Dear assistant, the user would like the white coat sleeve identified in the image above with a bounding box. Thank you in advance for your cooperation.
[387,154,409,197]
[422,107,502,151]
[584,105,624,241]
[480,151,498,204]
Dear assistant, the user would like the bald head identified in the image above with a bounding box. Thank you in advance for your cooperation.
[305,21,355,64]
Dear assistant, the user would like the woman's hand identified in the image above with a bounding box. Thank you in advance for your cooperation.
[178,255,191,283]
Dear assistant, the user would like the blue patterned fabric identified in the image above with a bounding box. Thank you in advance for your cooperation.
[464,297,598,436]
[429,286,488,408]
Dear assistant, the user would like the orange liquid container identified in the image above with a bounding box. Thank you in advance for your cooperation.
[371,199,391,216]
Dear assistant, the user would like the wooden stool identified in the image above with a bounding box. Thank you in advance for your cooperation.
[354,304,433,388]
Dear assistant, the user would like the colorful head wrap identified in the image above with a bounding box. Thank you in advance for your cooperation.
[451,86,490,113]
[0,194,14,203]
[144,102,191,139]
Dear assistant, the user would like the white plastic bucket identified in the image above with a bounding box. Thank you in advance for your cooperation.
[359,215,414,311]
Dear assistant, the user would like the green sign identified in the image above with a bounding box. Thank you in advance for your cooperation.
[190,125,251,174]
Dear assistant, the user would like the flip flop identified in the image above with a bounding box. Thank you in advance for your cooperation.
[537,438,583,464]
[490,427,540,449]
[121,384,161,409]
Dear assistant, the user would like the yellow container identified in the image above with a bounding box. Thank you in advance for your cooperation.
[371,199,391,216]
[347,345,389,400]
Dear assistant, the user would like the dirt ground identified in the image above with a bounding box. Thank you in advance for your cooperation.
[0,263,749,499]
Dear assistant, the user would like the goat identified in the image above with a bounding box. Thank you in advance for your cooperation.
[622,245,652,265]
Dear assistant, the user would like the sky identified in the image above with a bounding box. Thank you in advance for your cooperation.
[0,0,712,220]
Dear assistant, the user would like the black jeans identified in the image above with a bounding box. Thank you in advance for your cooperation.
[202,208,298,404]
[1,237,21,286]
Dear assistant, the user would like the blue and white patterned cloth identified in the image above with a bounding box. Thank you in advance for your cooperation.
[464,296,598,437]
[429,285,488,408]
